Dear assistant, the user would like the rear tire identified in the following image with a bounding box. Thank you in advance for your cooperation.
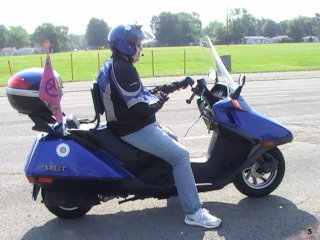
[44,205,92,219]
[233,147,285,197]
[41,189,93,219]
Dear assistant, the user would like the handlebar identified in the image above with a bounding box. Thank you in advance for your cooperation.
[186,78,220,106]
[186,78,206,104]
[186,92,196,104]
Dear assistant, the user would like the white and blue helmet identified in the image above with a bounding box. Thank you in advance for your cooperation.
[108,24,145,56]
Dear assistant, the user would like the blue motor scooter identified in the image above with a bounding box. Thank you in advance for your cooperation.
[6,37,293,219]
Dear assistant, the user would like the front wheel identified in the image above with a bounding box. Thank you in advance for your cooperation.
[233,147,285,197]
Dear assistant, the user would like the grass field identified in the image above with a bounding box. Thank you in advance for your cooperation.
[1,42,320,86]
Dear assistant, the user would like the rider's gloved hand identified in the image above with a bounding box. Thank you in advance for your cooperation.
[155,91,169,104]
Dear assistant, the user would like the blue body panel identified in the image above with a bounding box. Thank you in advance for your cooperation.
[25,133,133,179]
[214,97,292,142]
[24,95,292,180]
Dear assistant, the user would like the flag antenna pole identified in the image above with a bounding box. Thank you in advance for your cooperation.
[40,42,66,136]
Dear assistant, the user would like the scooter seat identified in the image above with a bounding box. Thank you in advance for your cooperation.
[68,126,153,164]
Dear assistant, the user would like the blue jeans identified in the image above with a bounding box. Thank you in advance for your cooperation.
[121,122,202,214]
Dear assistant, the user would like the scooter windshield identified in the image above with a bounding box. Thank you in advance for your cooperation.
[200,36,236,92]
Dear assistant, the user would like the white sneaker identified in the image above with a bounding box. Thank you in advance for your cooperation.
[185,208,221,229]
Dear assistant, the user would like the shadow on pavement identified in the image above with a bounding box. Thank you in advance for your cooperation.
[21,195,318,240]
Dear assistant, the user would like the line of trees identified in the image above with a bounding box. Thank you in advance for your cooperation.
[0,19,110,52]
[1,8,319,53]
[204,9,320,44]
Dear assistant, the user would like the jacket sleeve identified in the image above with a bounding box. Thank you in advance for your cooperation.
[113,61,167,118]
[130,101,163,117]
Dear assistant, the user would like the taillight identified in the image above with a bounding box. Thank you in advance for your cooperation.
[26,176,53,184]
[38,177,53,184]
[7,75,31,89]
[231,99,243,110]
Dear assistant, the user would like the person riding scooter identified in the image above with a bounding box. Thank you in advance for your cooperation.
[95,24,222,229]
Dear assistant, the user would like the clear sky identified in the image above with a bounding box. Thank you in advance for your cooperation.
[1,0,318,35]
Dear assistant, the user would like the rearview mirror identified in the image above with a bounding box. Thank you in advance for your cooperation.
[238,75,246,87]
[231,75,246,100]
[208,69,219,84]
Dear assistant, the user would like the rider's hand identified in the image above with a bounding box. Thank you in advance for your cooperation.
[156,91,169,104]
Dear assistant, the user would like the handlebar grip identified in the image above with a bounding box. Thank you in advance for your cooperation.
[185,76,195,87]
[186,92,196,104]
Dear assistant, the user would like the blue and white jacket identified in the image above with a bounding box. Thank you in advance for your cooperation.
[96,54,164,136]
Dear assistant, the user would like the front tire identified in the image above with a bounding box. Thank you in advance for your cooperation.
[233,147,285,197]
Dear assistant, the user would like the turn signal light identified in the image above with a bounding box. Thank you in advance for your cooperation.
[27,176,37,183]
[263,141,275,147]
[231,99,243,110]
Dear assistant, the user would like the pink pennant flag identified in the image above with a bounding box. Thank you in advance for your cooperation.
[39,54,63,123]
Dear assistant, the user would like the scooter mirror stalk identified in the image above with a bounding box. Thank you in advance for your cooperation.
[230,75,246,100]
[231,85,243,100]
[238,75,246,87]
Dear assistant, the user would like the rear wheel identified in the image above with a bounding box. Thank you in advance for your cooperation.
[43,205,92,219]
[41,189,93,219]
[233,147,285,197]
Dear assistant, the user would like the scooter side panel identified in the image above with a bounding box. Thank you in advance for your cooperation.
[25,135,133,179]
[214,98,293,142]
